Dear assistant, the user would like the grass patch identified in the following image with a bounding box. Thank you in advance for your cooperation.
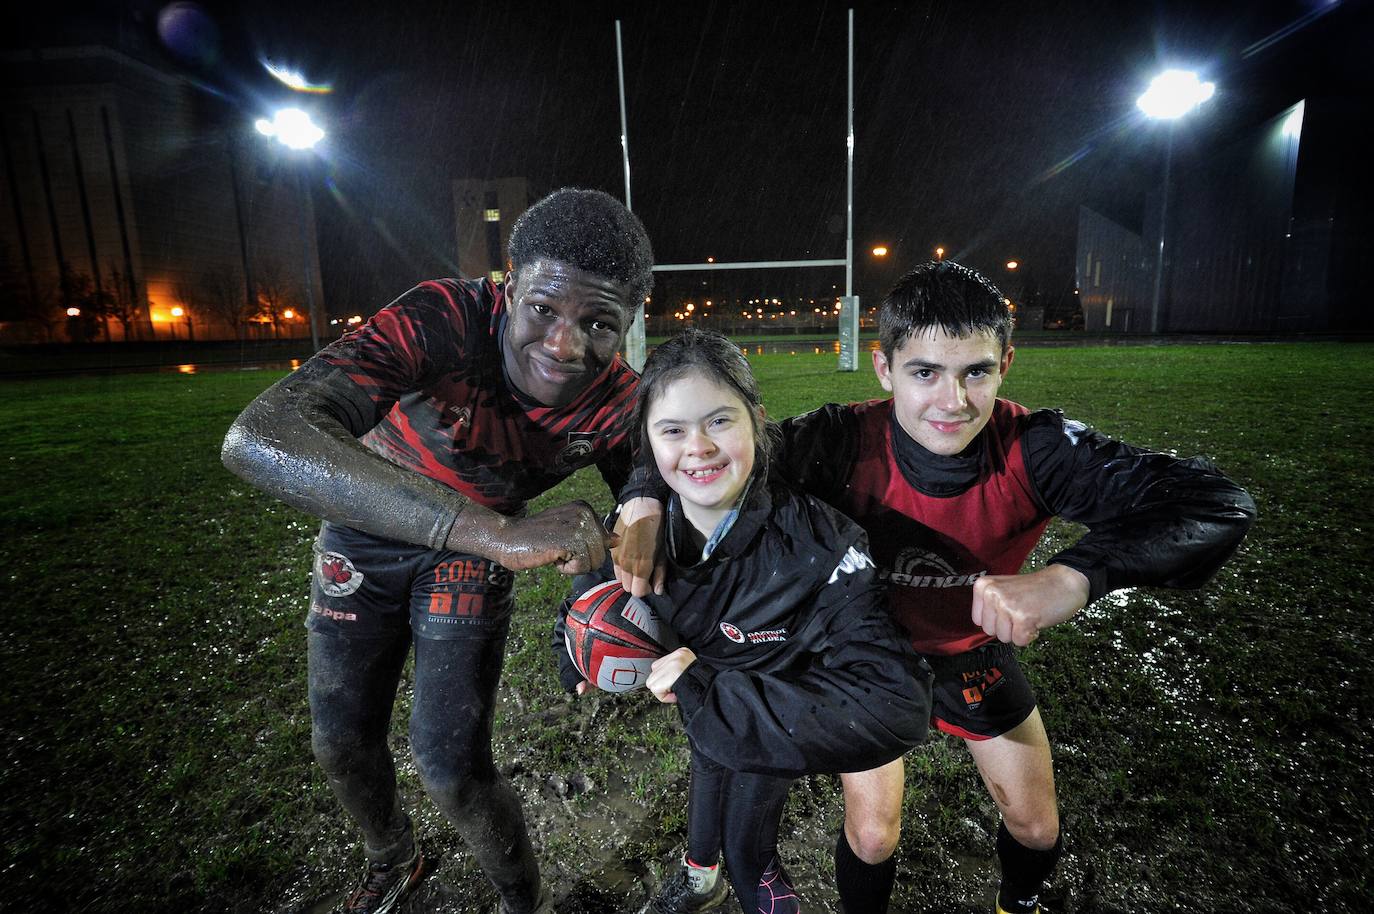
[3,342,1371,912]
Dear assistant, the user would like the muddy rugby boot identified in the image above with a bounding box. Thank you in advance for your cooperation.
[642,859,730,914]
[341,846,426,914]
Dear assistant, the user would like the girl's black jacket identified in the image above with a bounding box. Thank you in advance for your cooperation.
[556,476,933,779]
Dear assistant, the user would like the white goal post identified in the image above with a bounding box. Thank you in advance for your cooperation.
[613,11,861,372]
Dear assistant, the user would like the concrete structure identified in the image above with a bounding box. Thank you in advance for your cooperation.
[1076,206,1151,334]
[452,177,530,284]
[0,46,323,344]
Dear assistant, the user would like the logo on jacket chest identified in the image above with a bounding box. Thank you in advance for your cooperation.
[719,621,789,644]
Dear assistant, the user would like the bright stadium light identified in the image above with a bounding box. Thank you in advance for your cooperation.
[1137,69,1216,120]
[1137,69,1217,333]
[254,107,325,150]
[256,106,327,350]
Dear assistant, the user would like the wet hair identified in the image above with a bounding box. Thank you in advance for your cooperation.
[878,260,1011,358]
[507,187,655,312]
[635,327,778,474]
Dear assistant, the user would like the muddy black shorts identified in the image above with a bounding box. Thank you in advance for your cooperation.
[925,642,1037,741]
[307,521,515,640]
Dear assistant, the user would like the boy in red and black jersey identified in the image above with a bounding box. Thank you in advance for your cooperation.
[223,188,655,914]
[775,262,1256,914]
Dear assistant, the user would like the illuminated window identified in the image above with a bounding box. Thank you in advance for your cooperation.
[484,209,500,222]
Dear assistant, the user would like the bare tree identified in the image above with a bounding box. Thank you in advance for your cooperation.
[60,268,113,342]
[183,266,254,341]
[254,261,301,340]
[0,246,60,342]
[104,263,147,342]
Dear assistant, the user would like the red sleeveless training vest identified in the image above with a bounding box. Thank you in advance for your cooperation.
[836,398,1052,655]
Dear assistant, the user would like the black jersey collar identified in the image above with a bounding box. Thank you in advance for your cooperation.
[888,407,984,497]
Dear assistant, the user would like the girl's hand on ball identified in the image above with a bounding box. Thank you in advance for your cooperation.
[646,647,697,703]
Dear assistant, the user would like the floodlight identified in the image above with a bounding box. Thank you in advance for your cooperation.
[1137,69,1216,120]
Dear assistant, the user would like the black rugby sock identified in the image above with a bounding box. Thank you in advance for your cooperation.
[996,820,1062,913]
[835,828,896,914]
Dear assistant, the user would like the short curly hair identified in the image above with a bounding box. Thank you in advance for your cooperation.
[507,188,654,312]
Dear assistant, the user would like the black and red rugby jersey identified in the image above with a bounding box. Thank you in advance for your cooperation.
[779,398,1255,656]
[320,278,639,515]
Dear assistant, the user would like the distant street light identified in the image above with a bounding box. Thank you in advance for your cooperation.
[256,106,326,351]
[1006,260,1019,271]
[170,305,194,341]
[871,245,889,257]
[1138,68,1216,333]
[935,246,945,261]
[66,307,80,317]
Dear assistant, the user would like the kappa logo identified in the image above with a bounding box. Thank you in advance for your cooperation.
[311,603,358,622]
[316,551,364,597]
[828,544,876,583]
[720,622,745,643]
[554,432,598,471]
[886,547,985,589]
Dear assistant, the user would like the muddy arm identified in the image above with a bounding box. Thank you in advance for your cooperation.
[221,358,608,571]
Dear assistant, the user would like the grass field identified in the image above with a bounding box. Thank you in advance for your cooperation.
[3,342,1371,913]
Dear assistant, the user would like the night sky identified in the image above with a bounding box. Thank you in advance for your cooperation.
[6,0,1367,316]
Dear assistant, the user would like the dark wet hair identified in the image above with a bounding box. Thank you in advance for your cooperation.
[636,328,778,472]
[879,261,1011,358]
[508,187,655,312]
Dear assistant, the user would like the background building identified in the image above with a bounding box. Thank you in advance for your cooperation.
[0,45,323,344]
[1076,26,1371,336]
[453,177,529,285]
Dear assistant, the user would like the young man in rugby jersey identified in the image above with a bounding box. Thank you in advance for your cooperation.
[614,260,1254,914]
[224,188,656,914]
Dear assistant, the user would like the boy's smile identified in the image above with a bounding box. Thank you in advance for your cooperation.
[872,326,1014,456]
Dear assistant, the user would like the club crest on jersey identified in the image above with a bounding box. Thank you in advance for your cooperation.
[554,432,599,472]
[316,551,364,597]
[885,547,985,589]
[449,405,472,428]
[720,622,745,643]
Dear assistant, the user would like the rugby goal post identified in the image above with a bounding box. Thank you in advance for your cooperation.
[613,11,862,373]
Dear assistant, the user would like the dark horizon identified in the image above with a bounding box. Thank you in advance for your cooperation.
[3,0,1368,319]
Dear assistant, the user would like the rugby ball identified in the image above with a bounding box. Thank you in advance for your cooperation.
[565,580,676,693]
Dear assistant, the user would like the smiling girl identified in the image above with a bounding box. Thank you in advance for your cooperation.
[557,329,931,914]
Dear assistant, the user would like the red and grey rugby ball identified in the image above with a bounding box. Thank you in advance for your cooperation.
[565,580,677,693]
